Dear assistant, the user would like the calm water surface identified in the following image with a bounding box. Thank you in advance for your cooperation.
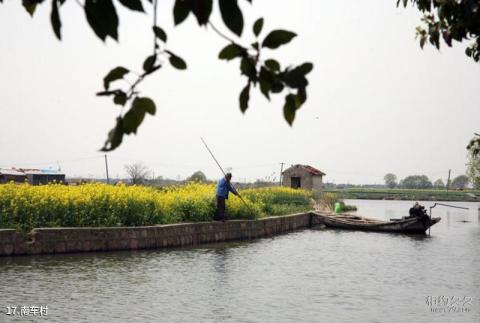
[0,200,479,322]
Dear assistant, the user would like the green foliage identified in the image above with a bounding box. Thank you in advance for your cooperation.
[467,149,480,189]
[241,186,313,215]
[321,192,339,211]
[122,97,156,136]
[173,0,191,25]
[399,0,480,63]
[384,173,397,189]
[118,0,144,12]
[103,66,129,90]
[153,26,167,42]
[7,0,312,151]
[319,192,356,212]
[265,59,280,71]
[239,82,250,113]
[399,175,432,189]
[262,30,297,49]
[50,0,61,39]
[85,0,119,41]
[433,178,445,189]
[219,0,244,36]
[253,17,263,37]
[22,0,39,16]
[167,51,187,70]
[218,43,244,60]
[451,175,469,189]
[467,134,480,157]
[187,171,208,182]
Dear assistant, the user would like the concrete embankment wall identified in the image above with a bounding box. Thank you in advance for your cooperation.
[0,212,322,257]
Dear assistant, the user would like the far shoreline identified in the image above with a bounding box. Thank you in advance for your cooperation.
[326,189,479,203]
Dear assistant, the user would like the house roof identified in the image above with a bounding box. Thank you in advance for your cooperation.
[282,164,326,176]
[22,168,64,175]
[0,168,65,176]
[0,168,26,176]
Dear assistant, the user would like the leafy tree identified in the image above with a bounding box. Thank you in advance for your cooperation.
[433,178,445,189]
[384,173,397,189]
[467,149,480,189]
[398,0,480,62]
[451,174,469,190]
[467,133,480,163]
[7,0,313,151]
[125,162,151,184]
[399,175,432,189]
[187,171,207,182]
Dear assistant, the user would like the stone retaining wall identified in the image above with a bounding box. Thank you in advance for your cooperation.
[0,212,319,256]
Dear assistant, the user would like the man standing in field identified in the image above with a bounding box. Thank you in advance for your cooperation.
[214,173,239,222]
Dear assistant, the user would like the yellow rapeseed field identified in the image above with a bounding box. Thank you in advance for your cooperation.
[0,182,312,232]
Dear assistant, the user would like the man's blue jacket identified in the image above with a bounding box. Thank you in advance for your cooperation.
[216,177,237,199]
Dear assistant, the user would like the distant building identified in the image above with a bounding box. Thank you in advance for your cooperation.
[282,164,326,191]
[23,169,65,185]
[0,168,65,185]
[0,168,27,184]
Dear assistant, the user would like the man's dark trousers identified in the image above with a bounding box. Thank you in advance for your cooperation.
[214,196,226,221]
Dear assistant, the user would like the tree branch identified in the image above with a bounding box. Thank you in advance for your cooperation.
[208,22,237,44]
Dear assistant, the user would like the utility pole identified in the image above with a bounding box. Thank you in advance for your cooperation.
[279,162,285,186]
[446,169,451,193]
[104,154,110,184]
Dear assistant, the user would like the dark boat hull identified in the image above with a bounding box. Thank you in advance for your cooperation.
[315,213,441,234]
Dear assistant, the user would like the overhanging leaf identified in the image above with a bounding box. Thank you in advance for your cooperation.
[283,65,309,89]
[118,0,144,12]
[271,81,284,93]
[298,62,313,75]
[297,87,307,105]
[191,0,212,25]
[167,51,187,69]
[103,66,129,90]
[133,97,156,115]
[101,117,124,152]
[143,55,156,72]
[253,17,263,37]
[262,29,297,49]
[218,43,243,60]
[85,0,119,41]
[153,26,167,42]
[123,106,146,134]
[240,57,257,80]
[239,82,250,113]
[173,0,191,25]
[264,59,280,71]
[259,67,274,100]
[50,0,61,40]
[219,0,243,36]
[283,94,300,126]
[22,0,39,16]
[113,91,127,106]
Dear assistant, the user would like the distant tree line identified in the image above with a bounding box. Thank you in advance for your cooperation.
[383,173,470,190]
[121,164,280,188]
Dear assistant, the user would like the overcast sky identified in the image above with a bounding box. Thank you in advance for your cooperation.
[1,0,479,184]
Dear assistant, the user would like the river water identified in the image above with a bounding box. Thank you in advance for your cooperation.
[0,200,479,322]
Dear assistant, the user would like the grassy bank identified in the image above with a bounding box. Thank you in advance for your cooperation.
[324,188,480,202]
[0,183,313,232]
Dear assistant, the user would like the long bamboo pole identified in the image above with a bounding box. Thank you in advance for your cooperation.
[200,137,250,208]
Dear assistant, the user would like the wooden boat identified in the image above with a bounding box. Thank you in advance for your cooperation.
[314,212,441,234]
